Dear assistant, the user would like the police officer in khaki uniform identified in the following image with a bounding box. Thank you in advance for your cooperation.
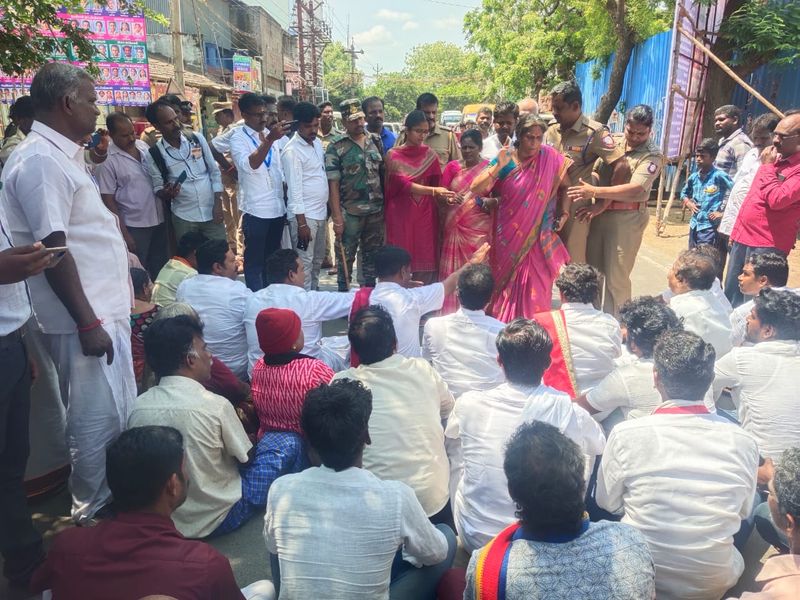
[545,81,627,263]
[395,92,461,169]
[567,104,664,315]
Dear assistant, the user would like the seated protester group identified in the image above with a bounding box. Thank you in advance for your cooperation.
[445,318,605,553]
[422,264,505,397]
[370,243,490,358]
[129,316,306,538]
[575,296,684,429]
[464,422,655,600]
[662,244,733,312]
[713,288,800,461]
[31,426,275,600]
[264,379,456,599]
[333,306,455,521]
[597,330,759,600]
[151,230,206,307]
[250,308,334,439]
[666,249,733,357]
[177,239,252,380]
[245,249,354,374]
[535,263,621,398]
[729,252,792,346]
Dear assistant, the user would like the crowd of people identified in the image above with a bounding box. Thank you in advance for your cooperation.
[1,60,800,599]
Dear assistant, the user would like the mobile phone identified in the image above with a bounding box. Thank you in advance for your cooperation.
[43,246,68,268]
[297,237,309,251]
[284,120,298,127]
[86,131,102,148]
[176,170,188,185]
[474,196,484,208]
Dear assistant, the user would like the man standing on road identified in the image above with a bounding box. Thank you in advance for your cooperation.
[210,101,242,256]
[396,93,460,168]
[317,101,339,151]
[481,101,518,161]
[517,97,539,119]
[325,99,385,291]
[2,62,136,525]
[546,81,628,263]
[363,96,396,154]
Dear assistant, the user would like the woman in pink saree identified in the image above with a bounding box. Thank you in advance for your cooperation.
[385,110,455,282]
[471,115,573,320]
[439,129,493,312]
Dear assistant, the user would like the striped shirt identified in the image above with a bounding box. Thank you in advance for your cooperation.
[716,128,753,179]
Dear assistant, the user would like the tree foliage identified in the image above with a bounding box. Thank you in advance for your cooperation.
[0,0,166,76]
[323,41,364,107]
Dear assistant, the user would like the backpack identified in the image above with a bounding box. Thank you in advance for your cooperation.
[148,131,203,183]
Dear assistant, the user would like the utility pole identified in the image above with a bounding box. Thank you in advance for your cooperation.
[170,0,185,91]
[345,37,364,77]
[373,64,382,79]
[293,0,331,100]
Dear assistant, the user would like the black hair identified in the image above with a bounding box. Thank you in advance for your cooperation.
[715,104,742,123]
[361,96,384,113]
[277,95,296,112]
[695,137,719,158]
[555,263,601,304]
[460,129,483,149]
[217,108,234,119]
[493,101,519,120]
[457,264,494,310]
[106,111,132,134]
[159,93,183,111]
[551,81,582,106]
[750,112,780,136]
[265,249,300,284]
[773,447,800,525]
[195,239,230,275]
[626,104,654,129]
[673,252,716,291]
[293,101,321,123]
[653,330,715,401]
[143,315,204,378]
[404,110,427,130]
[9,96,35,120]
[262,94,278,106]
[416,92,439,109]
[496,318,552,386]
[374,245,412,279]
[238,92,267,114]
[176,231,207,260]
[130,267,151,298]
[748,252,789,287]
[504,421,586,536]
[619,296,683,358]
[477,105,493,117]
[301,379,373,471]
[348,305,397,365]
[753,288,800,341]
[318,101,333,110]
[106,426,184,512]
[144,100,174,127]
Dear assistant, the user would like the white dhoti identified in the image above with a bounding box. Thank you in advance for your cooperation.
[44,318,136,522]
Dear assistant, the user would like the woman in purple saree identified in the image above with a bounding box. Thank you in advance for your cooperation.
[471,115,573,320]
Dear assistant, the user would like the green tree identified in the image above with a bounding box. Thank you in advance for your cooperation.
[323,41,364,107]
[0,0,165,76]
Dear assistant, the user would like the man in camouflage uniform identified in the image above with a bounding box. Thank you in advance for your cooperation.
[545,81,628,263]
[325,99,385,291]
[395,92,461,169]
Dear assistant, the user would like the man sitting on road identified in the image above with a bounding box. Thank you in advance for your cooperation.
[151,231,205,307]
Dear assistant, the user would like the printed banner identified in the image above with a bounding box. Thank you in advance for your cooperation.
[232,54,252,92]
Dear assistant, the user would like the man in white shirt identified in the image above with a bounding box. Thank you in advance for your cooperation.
[333,306,455,520]
[667,250,733,357]
[1,63,136,525]
[282,102,329,291]
[728,252,790,346]
[229,93,290,292]
[445,318,605,553]
[480,101,518,161]
[176,239,251,379]
[265,378,455,599]
[130,316,306,538]
[371,243,490,358]
[244,249,354,374]
[422,264,504,397]
[597,330,759,600]
[713,288,800,461]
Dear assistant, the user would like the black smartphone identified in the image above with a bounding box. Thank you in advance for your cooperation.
[474,196,484,208]
[176,170,188,185]
[86,131,102,148]
[297,237,309,251]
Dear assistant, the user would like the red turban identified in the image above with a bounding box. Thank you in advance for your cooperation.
[256,308,302,355]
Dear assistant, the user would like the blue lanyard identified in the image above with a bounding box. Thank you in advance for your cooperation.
[246,130,272,168]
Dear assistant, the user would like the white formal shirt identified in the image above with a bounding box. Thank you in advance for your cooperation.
[597,402,759,600]
[244,283,355,375]
[371,281,445,358]
[713,340,800,459]
[264,466,448,599]
[229,125,284,219]
[2,121,131,333]
[422,307,505,397]
[446,382,605,552]
[281,133,328,220]
[210,121,243,154]
[662,277,732,312]
[729,287,800,347]
[176,274,252,379]
[560,302,622,394]
[0,200,31,335]
[719,147,761,236]
[333,354,454,516]
[669,289,733,357]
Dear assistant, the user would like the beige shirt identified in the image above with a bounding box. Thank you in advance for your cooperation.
[396,123,461,169]
[734,554,800,599]
[128,376,252,538]
[545,113,625,185]
[332,354,455,516]
[597,133,664,207]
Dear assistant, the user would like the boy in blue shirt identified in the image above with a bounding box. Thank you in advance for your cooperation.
[681,138,734,253]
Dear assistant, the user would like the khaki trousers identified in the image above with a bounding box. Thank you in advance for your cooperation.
[221,172,242,254]
[560,198,591,263]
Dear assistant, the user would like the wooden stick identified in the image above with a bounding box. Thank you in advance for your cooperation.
[338,242,350,290]
[676,24,785,119]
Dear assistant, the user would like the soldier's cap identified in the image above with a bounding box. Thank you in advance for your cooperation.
[212,101,233,115]
[340,98,365,122]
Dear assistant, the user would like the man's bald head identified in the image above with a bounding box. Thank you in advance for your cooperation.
[773,111,800,158]
[518,97,539,118]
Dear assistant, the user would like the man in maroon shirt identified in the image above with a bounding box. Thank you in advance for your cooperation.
[30,426,275,600]
[725,112,800,306]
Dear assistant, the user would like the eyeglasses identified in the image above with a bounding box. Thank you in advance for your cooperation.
[773,131,800,141]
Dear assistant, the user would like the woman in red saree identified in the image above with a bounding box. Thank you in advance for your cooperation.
[471,115,573,320]
[439,129,493,313]
[385,110,455,282]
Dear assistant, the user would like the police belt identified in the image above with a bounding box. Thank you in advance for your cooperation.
[605,200,640,211]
